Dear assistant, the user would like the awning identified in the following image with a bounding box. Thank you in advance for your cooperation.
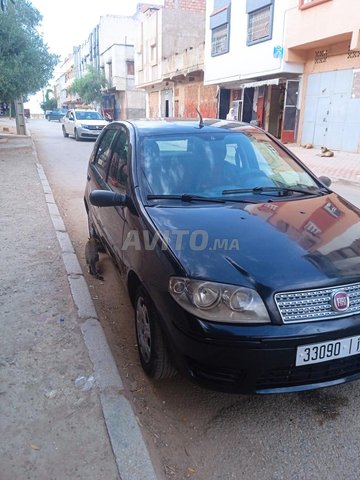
[241,78,281,89]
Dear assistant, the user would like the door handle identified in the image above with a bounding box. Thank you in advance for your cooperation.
[87,174,91,181]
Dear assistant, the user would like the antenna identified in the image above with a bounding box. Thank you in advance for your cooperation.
[195,108,204,128]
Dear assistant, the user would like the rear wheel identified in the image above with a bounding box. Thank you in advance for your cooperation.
[62,126,69,138]
[135,286,177,380]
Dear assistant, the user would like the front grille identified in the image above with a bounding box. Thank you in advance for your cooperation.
[257,354,360,390]
[84,125,105,130]
[275,282,360,323]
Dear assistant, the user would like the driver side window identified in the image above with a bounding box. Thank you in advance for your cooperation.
[108,130,129,192]
[94,128,118,180]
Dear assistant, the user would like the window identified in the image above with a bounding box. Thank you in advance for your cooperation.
[150,44,157,65]
[108,131,129,192]
[247,5,273,45]
[126,61,134,76]
[94,128,118,179]
[107,62,113,87]
[211,24,229,56]
[210,2,231,57]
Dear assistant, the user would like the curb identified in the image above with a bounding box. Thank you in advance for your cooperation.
[31,140,158,480]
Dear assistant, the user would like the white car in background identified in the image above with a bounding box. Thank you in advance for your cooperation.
[61,109,108,141]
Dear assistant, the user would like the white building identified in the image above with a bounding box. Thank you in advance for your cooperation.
[57,14,146,120]
[204,0,303,142]
[98,15,146,119]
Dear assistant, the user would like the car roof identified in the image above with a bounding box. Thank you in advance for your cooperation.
[73,108,98,112]
[114,118,261,136]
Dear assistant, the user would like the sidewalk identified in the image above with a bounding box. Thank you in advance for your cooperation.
[287,144,360,185]
[0,120,157,479]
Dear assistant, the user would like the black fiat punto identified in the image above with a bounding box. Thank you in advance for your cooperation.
[84,118,360,393]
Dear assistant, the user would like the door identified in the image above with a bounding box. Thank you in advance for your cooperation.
[313,96,331,147]
[302,70,360,152]
[281,80,299,143]
[268,85,282,138]
[64,110,75,135]
[232,100,243,120]
[161,89,173,117]
[88,126,121,254]
[242,87,254,123]
[100,127,130,268]
[218,88,230,119]
[256,86,265,127]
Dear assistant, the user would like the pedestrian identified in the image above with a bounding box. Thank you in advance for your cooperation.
[226,107,236,120]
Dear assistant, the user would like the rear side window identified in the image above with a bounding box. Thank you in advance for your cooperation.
[94,128,118,179]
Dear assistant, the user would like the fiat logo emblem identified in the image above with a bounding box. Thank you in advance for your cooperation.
[331,291,350,312]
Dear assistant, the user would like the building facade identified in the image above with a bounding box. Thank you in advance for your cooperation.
[204,0,360,151]
[135,0,218,119]
[54,54,76,108]
[97,15,146,120]
[56,14,146,120]
[204,0,304,142]
[285,0,360,152]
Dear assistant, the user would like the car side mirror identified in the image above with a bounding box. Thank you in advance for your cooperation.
[318,175,332,187]
[89,190,127,207]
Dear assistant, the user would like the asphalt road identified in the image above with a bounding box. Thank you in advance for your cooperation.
[31,118,360,480]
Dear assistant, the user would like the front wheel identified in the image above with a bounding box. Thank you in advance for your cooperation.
[74,128,81,141]
[135,286,177,380]
[62,126,69,138]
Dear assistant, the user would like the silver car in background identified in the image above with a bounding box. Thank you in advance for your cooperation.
[61,109,108,141]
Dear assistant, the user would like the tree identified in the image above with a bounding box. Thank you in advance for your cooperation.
[40,88,57,113]
[0,0,59,103]
[68,65,107,107]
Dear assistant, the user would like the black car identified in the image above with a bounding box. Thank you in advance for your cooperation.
[84,118,360,394]
[46,108,67,122]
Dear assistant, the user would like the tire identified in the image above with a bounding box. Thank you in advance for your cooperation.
[74,128,81,141]
[135,286,177,380]
[87,215,105,252]
[62,126,69,138]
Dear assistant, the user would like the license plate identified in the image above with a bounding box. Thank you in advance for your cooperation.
[296,335,360,366]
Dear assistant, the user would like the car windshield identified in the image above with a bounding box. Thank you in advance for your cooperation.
[140,130,321,199]
[75,111,103,120]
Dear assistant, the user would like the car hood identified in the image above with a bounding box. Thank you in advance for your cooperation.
[76,119,107,126]
[145,193,360,291]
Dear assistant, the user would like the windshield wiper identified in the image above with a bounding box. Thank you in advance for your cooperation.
[222,186,323,197]
[147,194,258,204]
[148,194,226,203]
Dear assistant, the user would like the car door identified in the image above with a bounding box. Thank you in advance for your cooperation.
[99,126,131,269]
[64,110,75,135]
[87,125,119,249]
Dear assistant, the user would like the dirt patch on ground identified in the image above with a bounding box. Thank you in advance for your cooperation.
[0,117,17,135]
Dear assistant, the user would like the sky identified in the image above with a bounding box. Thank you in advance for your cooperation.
[30,0,164,58]
[26,0,164,113]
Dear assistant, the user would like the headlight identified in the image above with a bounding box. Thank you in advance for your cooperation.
[169,277,270,324]
[80,124,88,128]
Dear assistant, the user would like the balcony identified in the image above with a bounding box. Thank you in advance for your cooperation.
[285,0,360,62]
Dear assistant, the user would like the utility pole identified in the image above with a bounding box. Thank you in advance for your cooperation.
[15,99,27,135]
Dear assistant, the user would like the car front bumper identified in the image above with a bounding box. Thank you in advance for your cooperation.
[163,303,360,393]
[78,126,104,138]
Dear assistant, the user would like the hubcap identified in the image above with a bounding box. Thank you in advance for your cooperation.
[136,296,151,363]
